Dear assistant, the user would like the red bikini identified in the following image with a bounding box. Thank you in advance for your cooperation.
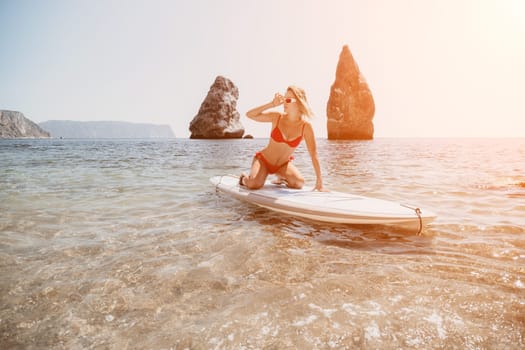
[254,152,293,174]
[270,116,305,147]
[255,116,305,174]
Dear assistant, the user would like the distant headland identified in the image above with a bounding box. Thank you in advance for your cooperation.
[39,120,175,139]
[0,110,50,139]
[1,110,175,139]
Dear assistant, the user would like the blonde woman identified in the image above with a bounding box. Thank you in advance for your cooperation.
[239,86,325,191]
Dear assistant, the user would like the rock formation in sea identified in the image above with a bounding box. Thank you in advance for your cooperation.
[38,120,175,139]
[0,110,51,138]
[326,45,375,140]
[189,76,244,139]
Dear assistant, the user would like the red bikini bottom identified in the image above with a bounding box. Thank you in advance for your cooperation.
[255,152,293,174]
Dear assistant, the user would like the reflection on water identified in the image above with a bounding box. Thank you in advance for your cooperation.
[1,138,524,348]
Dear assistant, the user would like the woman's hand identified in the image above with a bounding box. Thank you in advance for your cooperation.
[272,93,284,107]
[313,180,328,192]
[246,94,282,121]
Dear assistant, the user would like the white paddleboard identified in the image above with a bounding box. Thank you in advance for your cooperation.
[210,175,436,231]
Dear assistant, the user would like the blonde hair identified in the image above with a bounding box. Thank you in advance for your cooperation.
[287,85,314,119]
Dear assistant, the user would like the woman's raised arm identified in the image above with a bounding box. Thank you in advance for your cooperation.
[246,93,283,122]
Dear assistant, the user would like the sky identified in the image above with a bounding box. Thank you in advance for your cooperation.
[1,0,524,138]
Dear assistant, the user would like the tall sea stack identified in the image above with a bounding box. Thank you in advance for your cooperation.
[326,45,375,140]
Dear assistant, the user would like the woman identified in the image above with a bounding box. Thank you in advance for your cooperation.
[239,86,325,191]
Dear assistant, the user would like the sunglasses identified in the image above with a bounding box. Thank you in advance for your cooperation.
[284,97,297,104]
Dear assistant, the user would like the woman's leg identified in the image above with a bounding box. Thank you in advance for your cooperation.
[241,157,269,189]
[277,162,305,189]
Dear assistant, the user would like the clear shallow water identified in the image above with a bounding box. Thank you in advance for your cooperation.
[1,138,524,349]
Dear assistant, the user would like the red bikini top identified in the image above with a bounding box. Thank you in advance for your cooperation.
[271,116,305,148]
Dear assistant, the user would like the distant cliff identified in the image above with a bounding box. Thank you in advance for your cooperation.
[39,120,175,139]
[0,110,51,139]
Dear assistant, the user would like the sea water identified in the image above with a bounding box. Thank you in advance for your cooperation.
[1,138,524,349]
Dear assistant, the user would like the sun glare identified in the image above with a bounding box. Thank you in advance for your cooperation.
[504,1,525,33]
[483,0,525,33]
